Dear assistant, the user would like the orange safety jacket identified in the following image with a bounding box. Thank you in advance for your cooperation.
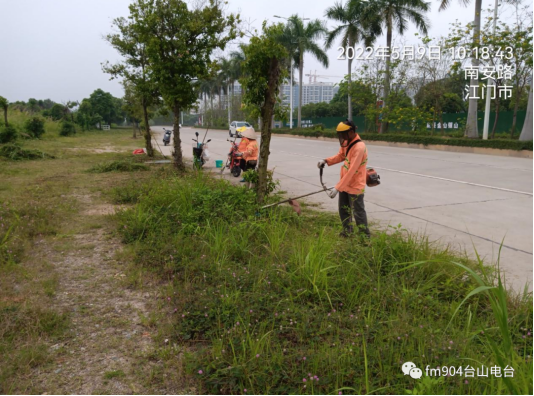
[237,137,249,153]
[242,139,258,161]
[325,134,367,195]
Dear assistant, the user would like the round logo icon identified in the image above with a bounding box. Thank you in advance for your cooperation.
[402,362,417,376]
[409,367,423,379]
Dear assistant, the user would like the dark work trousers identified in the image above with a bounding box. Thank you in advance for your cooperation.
[338,191,370,236]
[239,159,257,172]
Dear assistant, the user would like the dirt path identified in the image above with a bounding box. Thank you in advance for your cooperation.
[31,194,176,394]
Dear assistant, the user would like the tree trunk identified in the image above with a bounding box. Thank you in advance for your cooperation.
[298,57,303,128]
[3,108,7,127]
[141,99,154,157]
[133,121,137,139]
[511,93,520,137]
[379,18,393,134]
[228,81,231,126]
[172,101,185,170]
[257,57,282,204]
[519,84,532,141]
[465,0,482,138]
[491,96,500,139]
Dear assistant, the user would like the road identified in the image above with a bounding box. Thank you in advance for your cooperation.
[151,126,533,293]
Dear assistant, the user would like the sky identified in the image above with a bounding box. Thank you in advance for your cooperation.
[0,0,529,104]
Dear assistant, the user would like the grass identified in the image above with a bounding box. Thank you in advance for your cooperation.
[0,116,158,393]
[1,109,531,394]
[88,160,149,173]
[0,143,55,160]
[104,370,126,379]
[114,172,532,395]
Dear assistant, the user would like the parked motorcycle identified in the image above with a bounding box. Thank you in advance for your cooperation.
[192,131,211,169]
[221,135,242,177]
[163,128,172,146]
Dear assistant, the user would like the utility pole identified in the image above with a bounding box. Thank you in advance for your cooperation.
[482,0,499,140]
[290,57,293,129]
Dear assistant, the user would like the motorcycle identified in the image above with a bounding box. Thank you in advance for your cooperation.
[163,128,172,146]
[192,131,211,169]
[221,134,242,177]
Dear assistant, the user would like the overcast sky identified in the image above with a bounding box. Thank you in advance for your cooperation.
[0,0,529,103]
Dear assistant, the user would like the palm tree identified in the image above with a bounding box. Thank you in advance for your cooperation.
[366,0,430,133]
[325,0,379,121]
[285,16,329,128]
[219,57,233,125]
[0,96,8,127]
[438,0,482,138]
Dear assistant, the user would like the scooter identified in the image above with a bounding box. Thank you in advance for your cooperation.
[192,131,211,169]
[221,134,242,177]
[162,128,172,146]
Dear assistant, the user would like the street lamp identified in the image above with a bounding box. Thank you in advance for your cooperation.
[274,15,309,129]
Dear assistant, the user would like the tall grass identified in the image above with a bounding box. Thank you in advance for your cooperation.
[115,172,533,395]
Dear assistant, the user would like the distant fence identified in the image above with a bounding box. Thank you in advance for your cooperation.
[277,110,526,135]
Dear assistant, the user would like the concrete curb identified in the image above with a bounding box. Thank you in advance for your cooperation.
[271,133,533,159]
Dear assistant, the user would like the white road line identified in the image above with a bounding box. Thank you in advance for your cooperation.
[374,167,533,196]
[271,150,533,196]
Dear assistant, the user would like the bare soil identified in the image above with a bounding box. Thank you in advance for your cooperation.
[30,194,181,394]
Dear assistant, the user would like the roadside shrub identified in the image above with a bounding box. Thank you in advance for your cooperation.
[0,125,18,144]
[88,160,149,173]
[24,116,46,139]
[0,144,55,161]
[59,120,77,136]
[312,123,325,131]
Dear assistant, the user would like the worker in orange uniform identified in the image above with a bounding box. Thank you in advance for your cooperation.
[236,127,258,182]
[317,120,370,237]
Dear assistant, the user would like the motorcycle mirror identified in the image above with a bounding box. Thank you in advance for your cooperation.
[195,132,199,137]
[207,139,211,143]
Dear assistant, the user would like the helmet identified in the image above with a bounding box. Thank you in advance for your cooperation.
[240,127,257,140]
[336,120,357,147]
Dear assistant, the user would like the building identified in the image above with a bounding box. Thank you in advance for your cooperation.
[281,82,339,108]
[218,81,339,109]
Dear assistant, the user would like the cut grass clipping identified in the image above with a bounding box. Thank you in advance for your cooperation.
[88,160,149,173]
[115,172,532,395]
[0,144,55,160]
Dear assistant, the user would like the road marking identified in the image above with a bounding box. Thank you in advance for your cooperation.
[271,150,533,197]
[374,167,533,196]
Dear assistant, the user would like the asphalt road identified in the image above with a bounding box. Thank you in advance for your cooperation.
[151,126,533,293]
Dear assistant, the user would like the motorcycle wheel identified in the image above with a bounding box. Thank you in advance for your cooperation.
[231,166,241,177]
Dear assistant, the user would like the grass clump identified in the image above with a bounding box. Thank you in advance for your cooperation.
[104,370,126,379]
[115,172,533,395]
[59,120,77,136]
[88,160,149,173]
[0,125,18,144]
[0,143,55,161]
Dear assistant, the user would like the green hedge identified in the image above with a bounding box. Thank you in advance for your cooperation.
[272,128,533,151]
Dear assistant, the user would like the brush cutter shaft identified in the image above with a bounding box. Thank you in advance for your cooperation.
[261,187,333,209]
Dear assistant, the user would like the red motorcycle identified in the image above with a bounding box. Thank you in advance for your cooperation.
[221,136,242,177]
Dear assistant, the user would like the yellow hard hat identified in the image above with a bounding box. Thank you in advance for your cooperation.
[336,122,352,132]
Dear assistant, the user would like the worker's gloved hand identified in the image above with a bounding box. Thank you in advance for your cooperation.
[328,188,338,199]
[317,160,326,169]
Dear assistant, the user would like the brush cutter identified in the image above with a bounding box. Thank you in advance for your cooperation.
[261,166,333,215]
[262,166,381,216]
